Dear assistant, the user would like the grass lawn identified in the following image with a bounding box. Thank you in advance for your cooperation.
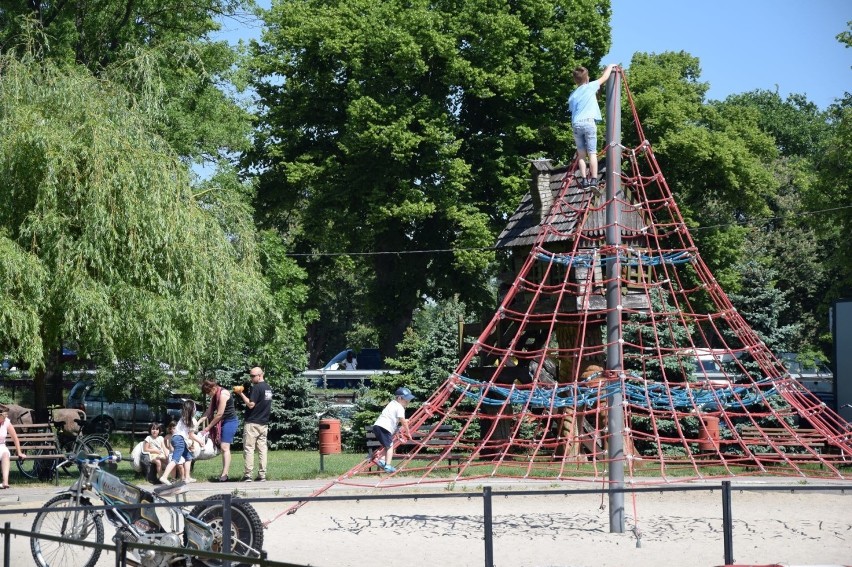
[10,449,369,487]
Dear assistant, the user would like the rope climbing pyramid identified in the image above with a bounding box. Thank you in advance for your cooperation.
[289,68,851,516]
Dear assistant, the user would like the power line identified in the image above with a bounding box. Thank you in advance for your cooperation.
[285,204,852,258]
[691,203,852,232]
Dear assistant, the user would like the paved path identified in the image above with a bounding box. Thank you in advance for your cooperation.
[1,478,850,566]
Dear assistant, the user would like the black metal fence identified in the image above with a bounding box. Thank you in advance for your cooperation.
[1,482,848,567]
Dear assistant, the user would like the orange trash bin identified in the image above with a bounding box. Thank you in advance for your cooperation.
[699,415,720,451]
[319,418,342,455]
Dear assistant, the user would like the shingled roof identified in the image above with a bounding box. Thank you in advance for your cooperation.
[494,159,647,249]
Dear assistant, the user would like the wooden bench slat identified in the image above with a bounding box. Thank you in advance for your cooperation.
[366,424,466,467]
[739,426,826,449]
[5,422,65,482]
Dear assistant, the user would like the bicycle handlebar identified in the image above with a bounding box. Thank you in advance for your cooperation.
[59,451,122,470]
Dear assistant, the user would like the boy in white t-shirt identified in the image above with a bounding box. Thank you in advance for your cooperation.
[370,387,415,473]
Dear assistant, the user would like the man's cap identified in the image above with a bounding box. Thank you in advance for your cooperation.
[395,387,415,401]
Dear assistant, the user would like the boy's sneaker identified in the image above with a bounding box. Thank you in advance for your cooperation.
[243,476,253,482]
[590,180,603,196]
[376,459,387,468]
[382,464,397,473]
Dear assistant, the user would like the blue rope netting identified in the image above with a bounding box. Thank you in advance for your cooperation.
[535,250,692,268]
[454,374,778,411]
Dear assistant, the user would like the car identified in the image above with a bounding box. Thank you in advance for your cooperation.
[322,348,383,371]
[325,403,356,431]
[66,380,194,434]
[780,352,834,395]
[681,348,736,387]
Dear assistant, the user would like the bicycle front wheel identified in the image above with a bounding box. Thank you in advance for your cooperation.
[31,494,104,567]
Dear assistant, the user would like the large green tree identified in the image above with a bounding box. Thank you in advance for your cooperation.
[715,90,837,352]
[246,0,611,360]
[622,51,778,295]
[0,53,270,417]
[817,93,852,302]
[623,49,850,356]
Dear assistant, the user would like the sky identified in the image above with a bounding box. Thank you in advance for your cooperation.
[603,0,851,109]
[216,0,850,110]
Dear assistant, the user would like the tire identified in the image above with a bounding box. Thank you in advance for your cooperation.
[16,444,54,480]
[89,416,114,436]
[30,494,104,567]
[189,495,265,567]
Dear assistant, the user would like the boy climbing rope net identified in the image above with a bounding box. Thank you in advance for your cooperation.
[568,63,618,191]
[370,387,415,473]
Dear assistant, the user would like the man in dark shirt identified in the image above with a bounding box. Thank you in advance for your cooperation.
[236,366,273,481]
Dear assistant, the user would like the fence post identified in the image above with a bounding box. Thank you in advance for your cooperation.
[223,493,233,567]
[4,522,10,567]
[483,486,494,567]
[722,480,734,565]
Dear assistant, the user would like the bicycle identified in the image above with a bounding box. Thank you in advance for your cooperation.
[17,416,115,480]
[30,452,264,567]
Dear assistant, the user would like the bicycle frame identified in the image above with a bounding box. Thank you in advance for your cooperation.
[63,454,214,550]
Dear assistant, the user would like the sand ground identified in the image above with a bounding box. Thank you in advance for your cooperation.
[0,478,850,566]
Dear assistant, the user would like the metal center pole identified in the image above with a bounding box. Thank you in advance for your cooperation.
[604,68,625,534]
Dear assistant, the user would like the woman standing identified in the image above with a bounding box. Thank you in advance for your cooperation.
[200,378,239,482]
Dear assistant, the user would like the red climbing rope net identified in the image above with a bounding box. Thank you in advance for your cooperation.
[283,67,851,519]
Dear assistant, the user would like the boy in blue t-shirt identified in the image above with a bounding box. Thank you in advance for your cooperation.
[568,63,617,189]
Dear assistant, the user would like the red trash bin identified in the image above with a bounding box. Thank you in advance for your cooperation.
[319,418,342,455]
[699,415,720,451]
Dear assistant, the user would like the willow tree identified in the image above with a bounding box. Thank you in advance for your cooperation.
[0,0,253,164]
[0,53,270,417]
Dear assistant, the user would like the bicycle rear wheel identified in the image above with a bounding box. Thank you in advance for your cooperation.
[16,444,56,480]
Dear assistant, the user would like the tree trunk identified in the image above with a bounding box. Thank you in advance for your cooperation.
[33,347,63,423]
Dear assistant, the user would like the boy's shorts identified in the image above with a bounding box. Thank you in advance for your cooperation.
[372,425,393,449]
[572,120,597,153]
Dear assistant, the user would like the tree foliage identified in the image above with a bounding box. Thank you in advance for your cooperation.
[246,0,612,360]
[0,1,254,163]
[618,47,851,357]
[0,52,270,411]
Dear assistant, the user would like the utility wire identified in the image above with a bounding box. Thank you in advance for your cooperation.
[285,203,852,258]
